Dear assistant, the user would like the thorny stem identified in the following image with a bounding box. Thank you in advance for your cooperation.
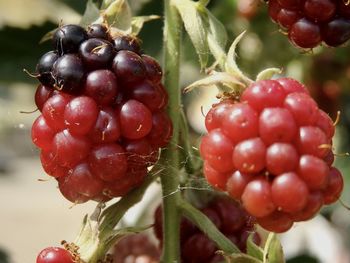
[160,0,182,262]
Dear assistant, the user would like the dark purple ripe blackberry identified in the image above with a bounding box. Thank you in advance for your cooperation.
[113,35,142,54]
[52,54,85,93]
[322,18,350,47]
[268,0,350,48]
[112,50,146,85]
[36,51,59,86]
[53,24,88,54]
[141,54,163,84]
[87,24,110,40]
[79,38,115,70]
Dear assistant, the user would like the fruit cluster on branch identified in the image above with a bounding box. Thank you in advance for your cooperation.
[31,24,172,203]
[201,78,343,233]
[268,0,350,48]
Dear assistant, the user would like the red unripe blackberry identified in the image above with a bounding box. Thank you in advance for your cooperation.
[66,163,105,198]
[147,111,173,148]
[119,100,153,139]
[89,107,121,143]
[298,155,329,190]
[32,115,55,151]
[292,191,324,221]
[242,178,276,218]
[266,143,298,175]
[233,137,266,174]
[58,175,90,204]
[89,144,128,182]
[85,70,118,105]
[35,85,54,111]
[36,247,74,263]
[203,161,230,191]
[257,211,293,233]
[64,96,99,135]
[259,107,297,145]
[271,172,309,213]
[200,129,235,173]
[42,93,71,131]
[323,167,344,204]
[53,130,91,168]
[227,170,253,199]
[40,151,68,178]
[205,100,234,131]
[241,80,286,112]
[221,103,259,144]
[201,77,343,232]
[129,81,165,112]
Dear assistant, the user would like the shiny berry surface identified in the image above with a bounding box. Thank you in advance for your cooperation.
[268,0,350,48]
[36,247,74,263]
[79,38,115,70]
[53,24,88,54]
[201,77,343,232]
[119,100,153,139]
[36,51,59,86]
[31,25,172,203]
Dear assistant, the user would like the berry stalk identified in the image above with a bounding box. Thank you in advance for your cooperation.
[160,0,182,262]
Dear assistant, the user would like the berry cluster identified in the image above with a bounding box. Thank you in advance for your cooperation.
[31,24,172,203]
[113,234,160,263]
[268,0,350,48]
[200,78,343,233]
[153,197,261,262]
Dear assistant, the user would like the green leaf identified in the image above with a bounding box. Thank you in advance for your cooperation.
[206,11,227,68]
[174,0,209,69]
[220,252,263,263]
[80,0,100,27]
[131,15,161,35]
[263,233,285,263]
[102,0,115,9]
[256,68,282,82]
[74,215,100,262]
[97,0,132,31]
[247,233,264,261]
[180,201,240,254]
[183,71,244,93]
[198,0,211,7]
[225,31,253,86]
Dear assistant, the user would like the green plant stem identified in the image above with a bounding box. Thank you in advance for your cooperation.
[160,0,182,262]
[179,200,240,254]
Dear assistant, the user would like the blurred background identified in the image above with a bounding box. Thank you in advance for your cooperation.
[0,0,349,262]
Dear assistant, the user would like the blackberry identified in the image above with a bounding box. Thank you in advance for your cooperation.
[267,0,350,48]
[31,23,172,203]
